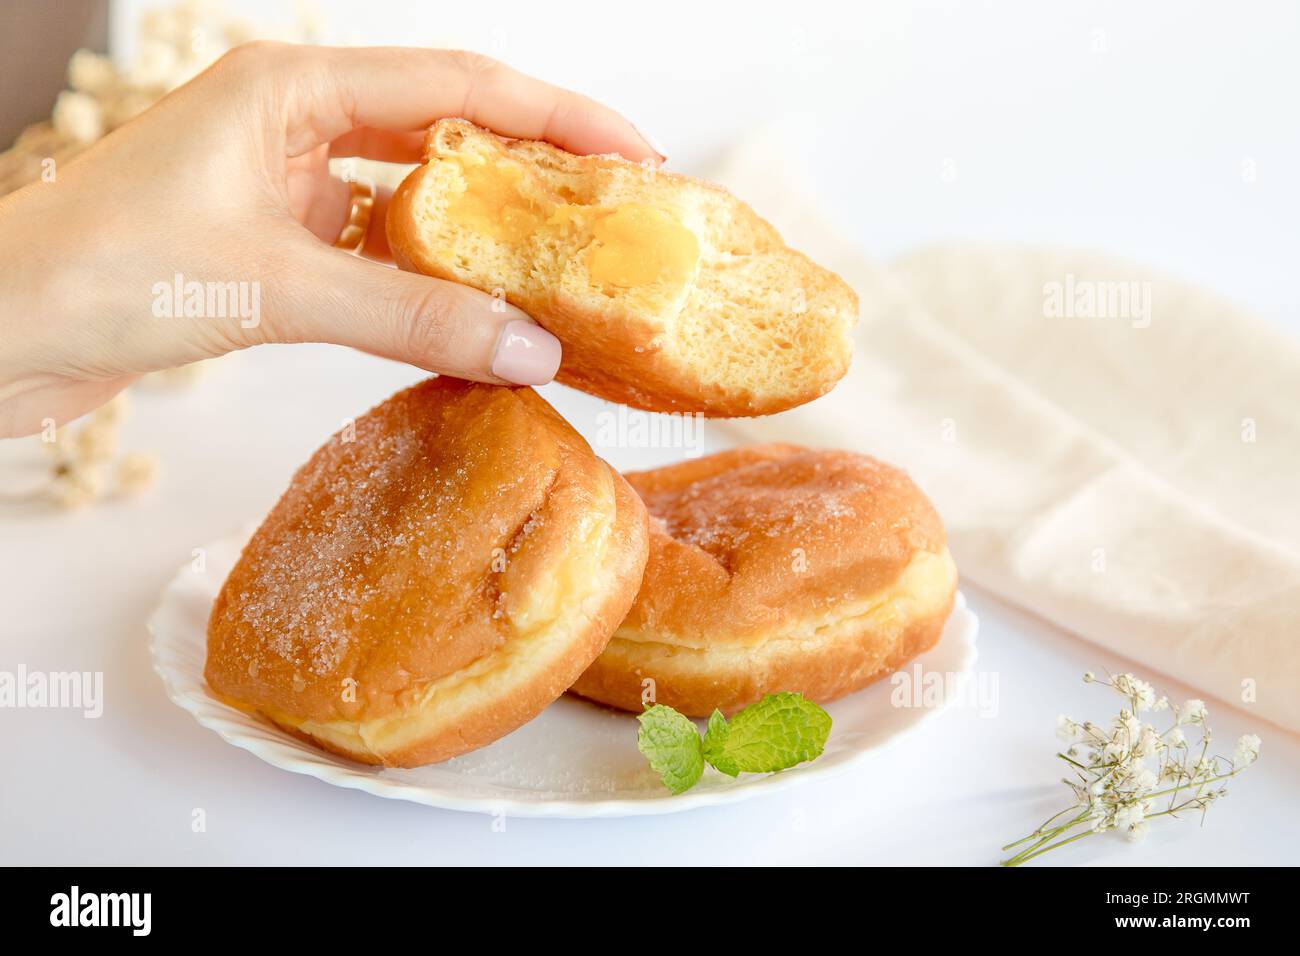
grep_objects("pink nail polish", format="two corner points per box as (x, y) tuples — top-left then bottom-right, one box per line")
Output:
(491, 320), (562, 386)
(631, 123), (667, 163)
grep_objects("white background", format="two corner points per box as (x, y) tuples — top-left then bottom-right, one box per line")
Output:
(1, 0), (1297, 865)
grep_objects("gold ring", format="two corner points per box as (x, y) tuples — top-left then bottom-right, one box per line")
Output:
(333, 177), (376, 255)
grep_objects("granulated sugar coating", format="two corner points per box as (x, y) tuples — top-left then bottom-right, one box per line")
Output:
(570, 443), (956, 717)
(638, 446), (897, 563)
(617, 443), (949, 642)
(202, 377), (649, 742)
(218, 385), (545, 688)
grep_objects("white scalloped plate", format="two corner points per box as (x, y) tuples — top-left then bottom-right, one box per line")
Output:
(150, 528), (979, 818)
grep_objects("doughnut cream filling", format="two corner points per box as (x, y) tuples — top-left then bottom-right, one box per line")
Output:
(443, 153), (701, 292)
(255, 467), (621, 762)
(609, 546), (958, 661)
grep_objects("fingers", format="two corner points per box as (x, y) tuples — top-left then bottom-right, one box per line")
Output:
(328, 127), (426, 164)
(359, 185), (395, 263)
(286, 146), (349, 241)
(259, 243), (561, 386)
(299, 175), (395, 263)
(243, 43), (663, 164)
(0, 376), (137, 440)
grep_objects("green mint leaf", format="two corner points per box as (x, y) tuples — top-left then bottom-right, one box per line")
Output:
(702, 709), (740, 777)
(637, 704), (704, 794)
(702, 693), (831, 775)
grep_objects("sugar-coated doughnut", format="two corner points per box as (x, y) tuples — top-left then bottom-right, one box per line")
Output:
(387, 120), (858, 418)
(205, 378), (649, 767)
(571, 444), (957, 716)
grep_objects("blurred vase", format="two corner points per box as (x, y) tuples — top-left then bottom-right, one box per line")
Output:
(0, 0), (108, 150)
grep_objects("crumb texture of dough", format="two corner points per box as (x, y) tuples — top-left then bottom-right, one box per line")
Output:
(387, 120), (859, 417)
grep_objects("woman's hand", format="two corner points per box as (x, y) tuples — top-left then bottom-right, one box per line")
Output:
(0, 42), (664, 438)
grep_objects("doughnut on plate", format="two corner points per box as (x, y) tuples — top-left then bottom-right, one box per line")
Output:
(151, 527), (977, 817)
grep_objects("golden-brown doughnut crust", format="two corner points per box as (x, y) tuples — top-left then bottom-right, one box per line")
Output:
(205, 378), (648, 767)
(570, 445), (957, 716)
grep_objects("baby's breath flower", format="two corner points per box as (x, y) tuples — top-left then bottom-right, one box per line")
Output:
(51, 462), (106, 509)
(95, 391), (130, 424)
(116, 452), (159, 495)
(1080, 720), (1101, 742)
(68, 49), (117, 95)
(1083, 672), (1095, 683)
(127, 39), (182, 88)
(14, 371), (165, 511)
(1114, 801), (1147, 831)
(1056, 715), (1079, 742)
(1001, 672), (1262, 866)
(1233, 734), (1261, 767)
(1114, 673), (1158, 711)
(76, 420), (117, 463)
(1133, 724), (1162, 758)
(52, 90), (104, 143)
(1131, 766), (1158, 792)
(1126, 821), (1150, 843)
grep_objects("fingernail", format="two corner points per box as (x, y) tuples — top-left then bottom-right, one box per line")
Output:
(631, 122), (667, 164)
(491, 319), (562, 386)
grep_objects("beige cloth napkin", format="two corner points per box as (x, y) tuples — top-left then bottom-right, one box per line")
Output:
(705, 133), (1300, 733)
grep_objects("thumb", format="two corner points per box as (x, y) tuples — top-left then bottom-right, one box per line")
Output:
(262, 247), (562, 386)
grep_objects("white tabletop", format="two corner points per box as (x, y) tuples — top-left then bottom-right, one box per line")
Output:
(2, 0), (1296, 866)
(1, 345), (1296, 866)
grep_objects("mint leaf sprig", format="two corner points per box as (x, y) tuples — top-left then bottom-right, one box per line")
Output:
(635, 705), (705, 795)
(637, 692), (832, 794)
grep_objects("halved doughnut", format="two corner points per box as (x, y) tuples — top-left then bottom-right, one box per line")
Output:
(205, 378), (649, 767)
(387, 120), (858, 417)
(571, 444), (957, 716)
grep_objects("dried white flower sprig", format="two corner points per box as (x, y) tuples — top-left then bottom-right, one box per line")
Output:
(1001, 671), (1260, 866)
(42, 393), (160, 509)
